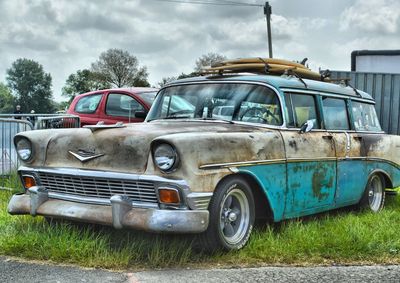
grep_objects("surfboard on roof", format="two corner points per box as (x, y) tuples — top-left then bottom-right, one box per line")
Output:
(202, 57), (328, 82)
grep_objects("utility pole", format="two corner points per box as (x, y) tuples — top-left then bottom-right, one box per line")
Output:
(264, 2), (273, 58)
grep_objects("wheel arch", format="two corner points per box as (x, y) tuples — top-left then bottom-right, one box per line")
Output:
(368, 169), (393, 189)
(215, 172), (275, 222)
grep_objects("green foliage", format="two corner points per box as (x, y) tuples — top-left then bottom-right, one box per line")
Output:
(194, 52), (227, 72)
(0, 82), (15, 114)
(91, 49), (150, 88)
(0, 189), (399, 269)
(6, 58), (55, 114)
(62, 69), (111, 103)
(157, 76), (177, 88)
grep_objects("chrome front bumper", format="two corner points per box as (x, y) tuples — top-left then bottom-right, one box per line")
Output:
(8, 186), (209, 233)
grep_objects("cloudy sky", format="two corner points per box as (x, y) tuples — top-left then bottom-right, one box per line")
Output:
(1, 0), (399, 102)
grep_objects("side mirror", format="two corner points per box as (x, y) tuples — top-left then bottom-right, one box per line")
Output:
(135, 111), (147, 119)
(299, 119), (314, 133)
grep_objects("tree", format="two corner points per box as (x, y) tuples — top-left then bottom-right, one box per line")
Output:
(62, 69), (111, 102)
(55, 101), (71, 112)
(91, 49), (150, 88)
(157, 76), (177, 88)
(194, 52), (227, 72)
(0, 82), (15, 113)
(6, 58), (55, 113)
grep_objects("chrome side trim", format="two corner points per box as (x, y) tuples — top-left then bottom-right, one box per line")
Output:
(200, 157), (399, 170)
(344, 131), (351, 158)
(200, 159), (286, 169)
(338, 157), (400, 169)
(286, 157), (337, 163)
(200, 157), (337, 169)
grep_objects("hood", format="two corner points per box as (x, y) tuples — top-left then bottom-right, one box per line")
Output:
(20, 121), (258, 174)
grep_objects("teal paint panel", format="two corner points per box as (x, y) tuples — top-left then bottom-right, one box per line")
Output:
(238, 164), (286, 222)
(285, 161), (336, 218)
(336, 160), (367, 206)
(336, 160), (400, 208)
(366, 161), (400, 188)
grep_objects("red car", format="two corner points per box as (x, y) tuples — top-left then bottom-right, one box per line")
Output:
(67, 88), (158, 126)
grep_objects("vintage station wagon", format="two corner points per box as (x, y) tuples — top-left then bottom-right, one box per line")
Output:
(8, 68), (400, 251)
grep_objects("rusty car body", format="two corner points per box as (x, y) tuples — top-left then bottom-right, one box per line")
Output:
(8, 73), (400, 251)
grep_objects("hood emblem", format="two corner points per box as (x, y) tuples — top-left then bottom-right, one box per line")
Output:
(69, 149), (104, 163)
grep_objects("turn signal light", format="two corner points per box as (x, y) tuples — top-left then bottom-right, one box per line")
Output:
(22, 176), (36, 189)
(158, 188), (180, 204)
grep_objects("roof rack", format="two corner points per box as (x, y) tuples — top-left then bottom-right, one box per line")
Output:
(202, 57), (331, 82)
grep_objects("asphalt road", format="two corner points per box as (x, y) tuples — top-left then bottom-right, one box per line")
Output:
(1, 257), (400, 283)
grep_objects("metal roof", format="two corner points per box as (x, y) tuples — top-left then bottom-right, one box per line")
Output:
(170, 74), (374, 100)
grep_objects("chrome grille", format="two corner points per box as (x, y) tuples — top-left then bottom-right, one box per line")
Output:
(38, 172), (158, 204)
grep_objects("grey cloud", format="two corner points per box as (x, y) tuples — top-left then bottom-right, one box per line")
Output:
(1, 25), (59, 52)
(1, 0), (400, 103)
(340, 0), (400, 34)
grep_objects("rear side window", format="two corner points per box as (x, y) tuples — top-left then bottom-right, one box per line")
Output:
(322, 97), (350, 130)
(74, 94), (102, 114)
(285, 93), (320, 129)
(351, 101), (382, 131)
(106, 93), (145, 117)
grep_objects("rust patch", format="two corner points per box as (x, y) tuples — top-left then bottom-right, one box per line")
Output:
(288, 140), (298, 151)
(360, 134), (383, 156)
(311, 165), (333, 200)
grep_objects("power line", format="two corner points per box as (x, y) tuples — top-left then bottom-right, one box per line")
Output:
(150, 0), (262, 7)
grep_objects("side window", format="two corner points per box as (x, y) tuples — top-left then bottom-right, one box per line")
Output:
(351, 101), (382, 131)
(106, 93), (145, 117)
(322, 97), (350, 130)
(285, 93), (320, 128)
(74, 94), (102, 114)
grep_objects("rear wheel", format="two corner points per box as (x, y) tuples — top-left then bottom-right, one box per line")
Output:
(201, 176), (255, 252)
(359, 173), (385, 212)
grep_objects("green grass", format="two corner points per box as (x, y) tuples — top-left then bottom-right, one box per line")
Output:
(0, 171), (20, 190)
(0, 188), (399, 269)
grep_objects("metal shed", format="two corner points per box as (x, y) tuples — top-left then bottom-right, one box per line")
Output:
(330, 71), (400, 135)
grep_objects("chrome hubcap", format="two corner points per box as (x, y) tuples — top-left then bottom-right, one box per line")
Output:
(219, 187), (250, 245)
(368, 175), (383, 212)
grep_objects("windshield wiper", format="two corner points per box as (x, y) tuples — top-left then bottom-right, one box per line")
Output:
(196, 117), (235, 124)
(163, 116), (192, 120)
(147, 116), (192, 122)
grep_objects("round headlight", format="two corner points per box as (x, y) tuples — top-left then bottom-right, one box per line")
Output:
(154, 143), (178, 172)
(15, 137), (32, 161)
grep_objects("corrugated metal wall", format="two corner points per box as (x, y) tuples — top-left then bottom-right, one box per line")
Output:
(330, 71), (400, 135)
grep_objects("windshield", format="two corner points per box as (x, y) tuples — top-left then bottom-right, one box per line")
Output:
(136, 91), (158, 106)
(146, 83), (283, 125)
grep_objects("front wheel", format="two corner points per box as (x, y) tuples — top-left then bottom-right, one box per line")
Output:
(200, 177), (255, 252)
(359, 173), (385, 212)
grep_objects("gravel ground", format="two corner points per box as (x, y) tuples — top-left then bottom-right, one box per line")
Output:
(1, 257), (399, 283)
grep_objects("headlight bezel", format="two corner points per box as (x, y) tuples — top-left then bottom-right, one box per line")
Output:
(152, 142), (179, 173)
(14, 136), (34, 162)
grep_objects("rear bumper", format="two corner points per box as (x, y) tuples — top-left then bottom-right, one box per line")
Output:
(8, 187), (209, 233)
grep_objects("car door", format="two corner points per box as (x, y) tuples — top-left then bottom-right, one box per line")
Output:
(319, 96), (364, 206)
(101, 92), (147, 124)
(282, 92), (337, 218)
